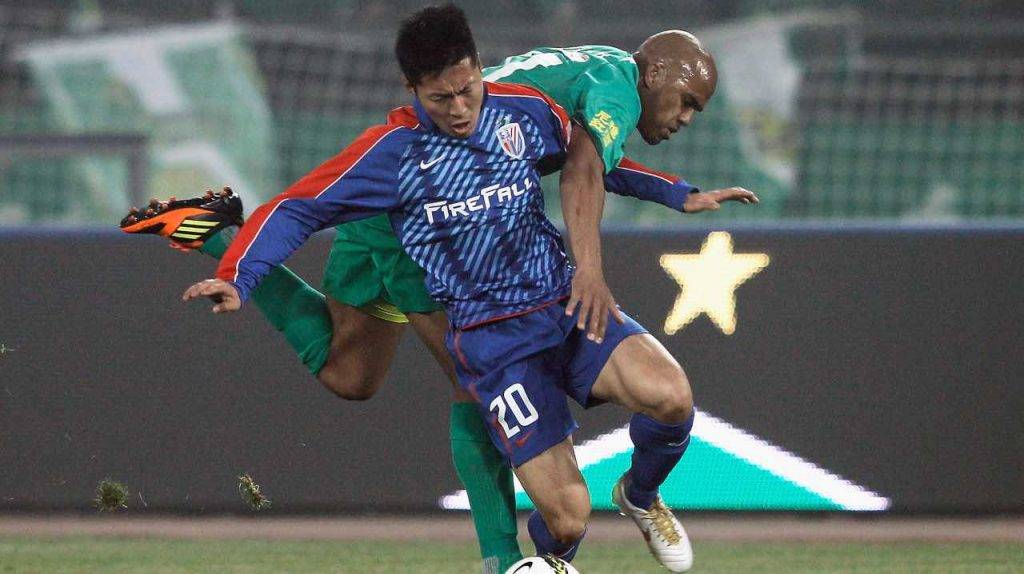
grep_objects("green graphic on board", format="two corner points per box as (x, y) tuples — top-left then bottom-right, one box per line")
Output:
(515, 437), (840, 511)
(442, 411), (889, 512)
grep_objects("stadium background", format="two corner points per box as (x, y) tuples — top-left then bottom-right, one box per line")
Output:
(1, 1), (1023, 572)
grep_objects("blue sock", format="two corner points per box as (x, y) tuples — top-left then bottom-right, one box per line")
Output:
(626, 410), (695, 510)
(527, 511), (585, 562)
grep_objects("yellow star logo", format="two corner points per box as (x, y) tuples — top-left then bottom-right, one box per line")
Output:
(660, 231), (769, 335)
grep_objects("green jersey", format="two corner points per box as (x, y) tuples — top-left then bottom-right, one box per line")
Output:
(483, 45), (640, 173)
(322, 47), (651, 322)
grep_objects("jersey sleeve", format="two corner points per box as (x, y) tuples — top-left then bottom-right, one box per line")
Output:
(604, 157), (699, 212)
(522, 86), (571, 160)
(577, 69), (641, 173)
(217, 124), (406, 302)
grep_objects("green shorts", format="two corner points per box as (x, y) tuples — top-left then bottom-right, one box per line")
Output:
(322, 214), (442, 323)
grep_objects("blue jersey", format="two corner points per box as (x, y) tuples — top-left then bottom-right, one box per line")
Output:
(219, 82), (692, 328)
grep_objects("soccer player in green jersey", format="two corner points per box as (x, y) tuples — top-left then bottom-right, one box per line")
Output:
(122, 13), (754, 572)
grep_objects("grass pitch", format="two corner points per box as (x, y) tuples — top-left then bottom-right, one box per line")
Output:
(1, 537), (1022, 573)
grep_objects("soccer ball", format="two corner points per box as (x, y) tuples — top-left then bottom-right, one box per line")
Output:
(504, 555), (580, 574)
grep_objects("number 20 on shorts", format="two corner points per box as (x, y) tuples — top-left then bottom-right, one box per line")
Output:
(489, 383), (539, 437)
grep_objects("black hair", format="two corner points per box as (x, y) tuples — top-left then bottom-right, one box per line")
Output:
(395, 4), (479, 86)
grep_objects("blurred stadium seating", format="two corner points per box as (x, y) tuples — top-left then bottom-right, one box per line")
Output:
(1, 1), (1021, 224)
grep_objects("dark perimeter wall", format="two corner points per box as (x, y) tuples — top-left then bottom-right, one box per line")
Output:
(1, 227), (1022, 512)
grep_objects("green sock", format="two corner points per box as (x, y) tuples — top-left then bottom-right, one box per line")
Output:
(200, 229), (332, 375)
(450, 402), (522, 572)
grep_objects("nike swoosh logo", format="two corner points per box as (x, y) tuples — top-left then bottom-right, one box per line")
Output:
(420, 156), (443, 169)
(514, 429), (536, 447)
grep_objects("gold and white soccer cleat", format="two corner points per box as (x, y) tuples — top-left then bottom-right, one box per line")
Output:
(612, 473), (693, 572)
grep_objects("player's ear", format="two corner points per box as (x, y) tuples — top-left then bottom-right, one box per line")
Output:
(645, 59), (667, 89)
(404, 77), (415, 94)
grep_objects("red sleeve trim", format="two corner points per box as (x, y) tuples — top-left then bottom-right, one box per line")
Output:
(386, 106), (420, 129)
(484, 81), (572, 146)
(218, 123), (403, 284)
(617, 157), (680, 185)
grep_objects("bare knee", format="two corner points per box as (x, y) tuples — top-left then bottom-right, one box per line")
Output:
(317, 364), (381, 401)
(544, 491), (591, 544)
(319, 299), (402, 401)
(650, 369), (694, 424)
(333, 381), (377, 401)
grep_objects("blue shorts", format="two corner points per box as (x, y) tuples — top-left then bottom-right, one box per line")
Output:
(447, 299), (647, 467)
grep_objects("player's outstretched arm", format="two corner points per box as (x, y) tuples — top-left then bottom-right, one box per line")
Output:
(605, 157), (759, 213)
(182, 278), (241, 314)
(682, 186), (758, 213)
(560, 122), (625, 344)
(212, 124), (405, 309)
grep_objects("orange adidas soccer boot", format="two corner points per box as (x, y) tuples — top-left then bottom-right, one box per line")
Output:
(119, 187), (243, 249)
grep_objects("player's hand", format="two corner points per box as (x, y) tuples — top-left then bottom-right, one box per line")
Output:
(683, 187), (759, 213)
(566, 266), (625, 344)
(182, 278), (241, 314)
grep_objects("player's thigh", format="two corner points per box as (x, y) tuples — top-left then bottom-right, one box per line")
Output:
(321, 297), (406, 399)
(406, 310), (464, 397)
(514, 436), (590, 535)
(589, 333), (692, 422)
(374, 228), (444, 317)
(322, 222), (388, 309)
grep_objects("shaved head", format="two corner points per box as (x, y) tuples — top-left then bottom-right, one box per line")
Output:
(633, 30), (718, 144)
(635, 30), (716, 84)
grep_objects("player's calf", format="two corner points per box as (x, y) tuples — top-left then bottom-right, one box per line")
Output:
(534, 495), (590, 545)
(318, 370), (380, 400)
(527, 509), (588, 562)
(315, 298), (405, 401)
(316, 340), (392, 400)
(526, 494), (590, 562)
(586, 334), (696, 570)
(514, 439), (591, 559)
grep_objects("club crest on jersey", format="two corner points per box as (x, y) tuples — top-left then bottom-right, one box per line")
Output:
(496, 122), (526, 159)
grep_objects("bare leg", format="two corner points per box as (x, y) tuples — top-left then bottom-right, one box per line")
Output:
(591, 333), (694, 572)
(315, 297), (406, 400)
(514, 436), (591, 548)
(590, 333), (692, 423)
(408, 310), (523, 570)
(406, 311), (472, 401)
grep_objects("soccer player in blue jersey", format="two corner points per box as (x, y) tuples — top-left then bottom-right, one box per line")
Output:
(122, 28), (750, 574)
(178, 6), (742, 571)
